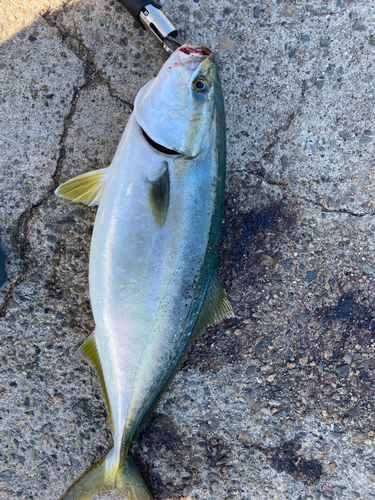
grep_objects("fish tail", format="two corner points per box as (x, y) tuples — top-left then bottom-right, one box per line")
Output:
(115, 454), (153, 499)
(60, 449), (152, 500)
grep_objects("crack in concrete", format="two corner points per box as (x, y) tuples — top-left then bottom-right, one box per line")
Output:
(300, 195), (375, 218)
(245, 167), (287, 189)
(258, 111), (296, 166)
(42, 10), (134, 110)
(259, 77), (316, 168)
(1, 37), (98, 319)
(1, 8), (138, 318)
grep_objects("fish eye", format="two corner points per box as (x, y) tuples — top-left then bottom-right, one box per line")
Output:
(193, 78), (208, 92)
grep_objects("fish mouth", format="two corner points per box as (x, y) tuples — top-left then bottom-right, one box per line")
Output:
(141, 127), (180, 156)
(178, 45), (214, 71)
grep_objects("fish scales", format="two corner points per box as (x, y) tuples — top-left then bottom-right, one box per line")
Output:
(55, 44), (232, 500)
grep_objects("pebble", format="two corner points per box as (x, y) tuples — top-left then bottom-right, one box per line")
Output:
(283, 5), (294, 16)
(57, 218), (76, 228)
(268, 398), (280, 406)
(0, 470), (12, 481)
(53, 394), (64, 403)
(238, 431), (251, 442)
(337, 364), (350, 377)
(183, 485), (192, 496)
(0, 246), (7, 288)
(300, 312), (310, 323)
(315, 79), (325, 90)
(320, 38), (331, 48)
(363, 264), (375, 275)
(352, 433), (366, 443)
(342, 354), (352, 364)
(353, 19), (365, 31)
(338, 131), (355, 141)
(244, 389), (255, 406)
(326, 462), (336, 473)
(207, 472), (220, 482)
(246, 366), (258, 377)
(254, 336), (271, 351)
(281, 155), (290, 168)
(260, 254), (273, 265)
(306, 270), (318, 283)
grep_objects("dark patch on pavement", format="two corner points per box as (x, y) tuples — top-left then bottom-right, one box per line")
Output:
(185, 197), (297, 373)
(220, 200), (297, 276)
(316, 292), (375, 351)
(323, 294), (355, 320)
(136, 413), (229, 498)
(135, 412), (198, 499)
(256, 440), (323, 485)
(140, 413), (184, 456)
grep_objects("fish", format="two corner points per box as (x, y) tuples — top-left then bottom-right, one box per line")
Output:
(55, 44), (233, 500)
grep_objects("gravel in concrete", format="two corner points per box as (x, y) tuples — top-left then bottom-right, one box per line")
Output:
(1, 0), (375, 499)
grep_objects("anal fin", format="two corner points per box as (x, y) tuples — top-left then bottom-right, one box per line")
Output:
(191, 272), (234, 342)
(76, 332), (113, 432)
(55, 167), (108, 206)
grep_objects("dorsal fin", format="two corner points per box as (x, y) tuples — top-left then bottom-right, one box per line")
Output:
(147, 162), (169, 227)
(55, 167), (108, 206)
(76, 332), (114, 432)
(191, 273), (234, 342)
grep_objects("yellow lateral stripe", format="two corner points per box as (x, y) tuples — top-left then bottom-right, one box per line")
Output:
(80, 334), (114, 433)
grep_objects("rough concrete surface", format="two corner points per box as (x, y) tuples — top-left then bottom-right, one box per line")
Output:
(1, 0), (375, 498)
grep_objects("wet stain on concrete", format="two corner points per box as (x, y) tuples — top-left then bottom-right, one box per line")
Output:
(135, 413), (196, 499)
(185, 198), (297, 373)
(323, 294), (355, 320)
(316, 291), (375, 350)
(256, 440), (323, 485)
(220, 200), (297, 276)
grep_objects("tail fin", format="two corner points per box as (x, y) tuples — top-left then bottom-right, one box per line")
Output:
(61, 451), (152, 500)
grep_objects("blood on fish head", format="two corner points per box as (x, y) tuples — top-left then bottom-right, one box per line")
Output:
(179, 45), (213, 58)
(178, 45), (214, 71)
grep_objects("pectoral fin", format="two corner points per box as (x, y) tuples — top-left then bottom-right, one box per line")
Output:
(55, 167), (108, 206)
(75, 332), (113, 433)
(147, 162), (169, 227)
(192, 273), (234, 341)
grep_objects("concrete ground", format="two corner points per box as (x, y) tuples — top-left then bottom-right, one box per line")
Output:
(1, 0), (375, 498)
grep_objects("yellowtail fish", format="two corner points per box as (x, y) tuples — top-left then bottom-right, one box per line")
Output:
(55, 44), (233, 500)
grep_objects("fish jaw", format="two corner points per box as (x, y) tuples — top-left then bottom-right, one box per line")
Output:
(134, 44), (220, 158)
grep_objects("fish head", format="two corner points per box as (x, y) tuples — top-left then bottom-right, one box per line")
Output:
(134, 44), (222, 157)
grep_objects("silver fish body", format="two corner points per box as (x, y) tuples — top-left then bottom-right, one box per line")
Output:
(56, 45), (232, 500)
